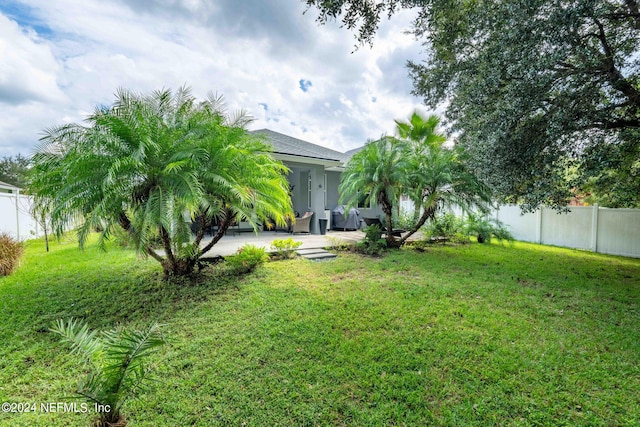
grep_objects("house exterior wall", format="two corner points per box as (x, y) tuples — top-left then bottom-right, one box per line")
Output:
(325, 171), (341, 210)
(282, 161), (332, 234)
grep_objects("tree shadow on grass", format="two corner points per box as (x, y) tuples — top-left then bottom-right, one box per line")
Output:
(0, 244), (247, 344)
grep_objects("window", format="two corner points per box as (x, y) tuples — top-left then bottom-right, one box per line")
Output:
(357, 190), (370, 209)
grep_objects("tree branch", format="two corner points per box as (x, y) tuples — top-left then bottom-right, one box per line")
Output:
(118, 211), (166, 264)
(593, 18), (640, 110)
(159, 226), (176, 268)
(200, 208), (234, 255)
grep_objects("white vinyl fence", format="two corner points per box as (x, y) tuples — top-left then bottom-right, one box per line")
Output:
(0, 192), (43, 241)
(494, 204), (640, 258)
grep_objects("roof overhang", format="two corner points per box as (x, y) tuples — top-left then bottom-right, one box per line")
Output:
(271, 152), (343, 168)
(325, 166), (345, 172)
(0, 181), (20, 192)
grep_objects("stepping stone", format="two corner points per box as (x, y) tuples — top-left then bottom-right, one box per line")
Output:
(296, 248), (337, 261)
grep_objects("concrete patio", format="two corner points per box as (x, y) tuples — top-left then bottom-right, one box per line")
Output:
(200, 230), (365, 257)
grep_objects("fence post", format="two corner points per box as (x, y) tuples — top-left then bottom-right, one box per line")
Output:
(536, 207), (542, 244)
(15, 189), (20, 241)
(591, 203), (599, 253)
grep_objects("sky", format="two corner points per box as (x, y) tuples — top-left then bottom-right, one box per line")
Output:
(0, 0), (428, 157)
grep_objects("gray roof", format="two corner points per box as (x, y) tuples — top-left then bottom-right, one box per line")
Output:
(251, 129), (345, 162)
(340, 146), (364, 163)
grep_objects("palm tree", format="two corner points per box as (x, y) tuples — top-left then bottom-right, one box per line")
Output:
(394, 111), (447, 221)
(398, 141), (492, 245)
(339, 136), (409, 247)
(30, 87), (292, 276)
(51, 319), (166, 427)
(395, 111), (446, 151)
(340, 112), (491, 248)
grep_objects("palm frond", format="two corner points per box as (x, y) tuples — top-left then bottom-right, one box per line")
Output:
(50, 318), (103, 362)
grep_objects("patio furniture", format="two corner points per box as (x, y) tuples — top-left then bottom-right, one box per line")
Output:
(292, 211), (313, 234)
(362, 217), (405, 237)
(264, 211), (299, 233)
(331, 205), (361, 230)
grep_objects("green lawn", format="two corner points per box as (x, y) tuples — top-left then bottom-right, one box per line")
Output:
(1, 236), (639, 426)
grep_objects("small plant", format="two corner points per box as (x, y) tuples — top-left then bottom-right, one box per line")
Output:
(325, 235), (351, 251)
(225, 244), (268, 274)
(0, 232), (23, 276)
(464, 214), (514, 244)
(50, 319), (166, 427)
(270, 238), (303, 259)
(355, 225), (387, 256)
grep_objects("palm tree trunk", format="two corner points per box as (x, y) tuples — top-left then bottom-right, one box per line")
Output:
(400, 204), (436, 245)
(380, 195), (401, 248)
(200, 209), (235, 255)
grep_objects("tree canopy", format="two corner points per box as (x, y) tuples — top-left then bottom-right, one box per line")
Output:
(30, 87), (292, 276)
(0, 154), (31, 188)
(305, 0), (640, 209)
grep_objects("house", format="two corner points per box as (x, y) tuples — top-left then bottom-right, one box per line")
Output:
(251, 129), (381, 233)
(0, 180), (20, 194)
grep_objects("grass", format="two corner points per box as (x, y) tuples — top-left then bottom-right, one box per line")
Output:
(0, 236), (638, 426)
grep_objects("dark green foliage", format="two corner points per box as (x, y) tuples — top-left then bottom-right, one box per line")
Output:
(50, 319), (166, 427)
(0, 154), (31, 189)
(306, 0), (640, 210)
(270, 238), (303, 259)
(580, 133), (640, 208)
(425, 213), (462, 239)
(0, 232), (23, 276)
(355, 224), (387, 256)
(225, 244), (268, 274)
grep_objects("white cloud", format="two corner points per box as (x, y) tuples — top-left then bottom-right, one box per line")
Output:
(0, 0), (428, 157)
(0, 13), (64, 105)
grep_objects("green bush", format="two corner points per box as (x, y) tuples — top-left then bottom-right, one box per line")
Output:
(464, 214), (514, 244)
(0, 232), (23, 276)
(225, 244), (268, 274)
(355, 225), (387, 256)
(50, 319), (166, 427)
(426, 213), (463, 238)
(270, 238), (303, 259)
(392, 209), (418, 230)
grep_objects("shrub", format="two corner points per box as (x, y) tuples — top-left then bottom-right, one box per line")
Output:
(392, 209), (418, 230)
(0, 232), (23, 276)
(355, 225), (387, 256)
(464, 214), (514, 244)
(50, 319), (166, 427)
(225, 244), (267, 274)
(270, 238), (303, 259)
(426, 213), (461, 238)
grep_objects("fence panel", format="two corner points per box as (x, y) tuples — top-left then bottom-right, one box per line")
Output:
(495, 204), (639, 258)
(596, 208), (640, 258)
(540, 206), (593, 251)
(495, 205), (539, 242)
(0, 193), (41, 241)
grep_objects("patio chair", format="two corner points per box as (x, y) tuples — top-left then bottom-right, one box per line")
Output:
(292, 211), (313, 234)
(362, 217), (405, 237)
